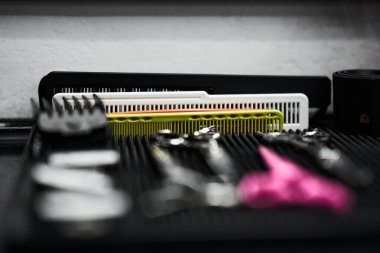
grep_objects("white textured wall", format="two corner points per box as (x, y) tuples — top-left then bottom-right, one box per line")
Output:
(0, 1), (380, 117)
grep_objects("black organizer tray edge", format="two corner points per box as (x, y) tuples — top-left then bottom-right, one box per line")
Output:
(39, 71), (331, 109)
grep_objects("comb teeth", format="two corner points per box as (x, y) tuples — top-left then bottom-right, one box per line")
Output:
(52, 98), (63, 115)
(72, 96), (83, 113)
(82, 95), (92, 112)
(41, 98), (53, 115)
(93, 94), (105, 112)
(37, 94), (108, 136)
(109, 110), (283, 137)
(62, 97), (73, 114)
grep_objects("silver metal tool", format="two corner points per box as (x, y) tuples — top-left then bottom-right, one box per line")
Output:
(32, 163), (114, 195)
(142, 129), (238, 217)
(257, 129), (373, 187)
(48, 149), (120, 168)
(190, 126), (237, 183)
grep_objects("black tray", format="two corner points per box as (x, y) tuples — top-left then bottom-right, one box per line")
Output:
(6, 126), (380, 252)
(6, 72), (380, 252)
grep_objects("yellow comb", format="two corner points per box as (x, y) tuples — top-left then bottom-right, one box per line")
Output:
(107, 109), (283, 137)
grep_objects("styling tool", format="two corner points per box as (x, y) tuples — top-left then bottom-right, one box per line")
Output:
(141, 129), (238, 217)
(53, 91), (308, 130)
(238, 145), (354, 213)
(39, 95), (107, 136)
(108, 109), (283, 137)
(188, 126), (237, 183)
(256, 129), (373, 187)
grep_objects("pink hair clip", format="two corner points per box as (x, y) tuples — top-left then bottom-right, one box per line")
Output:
(238, 146), (354, 213)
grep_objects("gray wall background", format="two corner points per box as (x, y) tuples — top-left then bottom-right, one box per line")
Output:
(0, 0), (379, 117)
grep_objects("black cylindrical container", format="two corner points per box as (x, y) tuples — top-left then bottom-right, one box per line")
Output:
(333, 69), (380, 136)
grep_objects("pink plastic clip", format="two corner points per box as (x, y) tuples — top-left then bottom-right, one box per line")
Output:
(238, 146), (354, 213)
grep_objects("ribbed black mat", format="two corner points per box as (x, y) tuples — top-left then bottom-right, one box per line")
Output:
(109, 129), (380, 243)
(7, 129), (380, 250)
